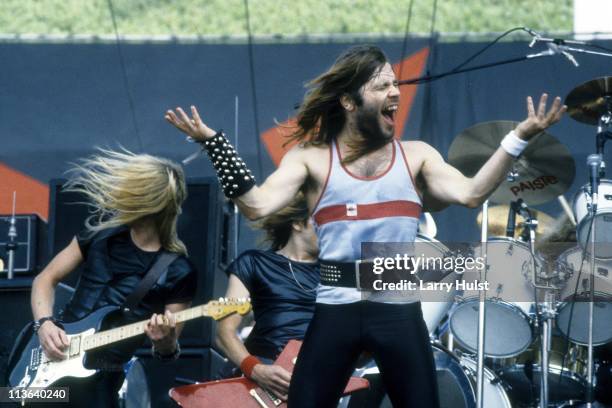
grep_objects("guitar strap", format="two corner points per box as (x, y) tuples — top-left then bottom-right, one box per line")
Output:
(122, 251), (179, 313)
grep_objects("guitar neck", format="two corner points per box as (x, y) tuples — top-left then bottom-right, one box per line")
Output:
(81, 304), (210, 352)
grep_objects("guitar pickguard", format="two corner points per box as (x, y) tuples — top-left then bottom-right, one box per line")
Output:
(16, 329), (97, 389)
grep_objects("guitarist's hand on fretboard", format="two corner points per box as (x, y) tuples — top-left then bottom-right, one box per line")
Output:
(144, 310), (178, 353)
(38, 321), (69, 361)
(251, 363), (292, 402)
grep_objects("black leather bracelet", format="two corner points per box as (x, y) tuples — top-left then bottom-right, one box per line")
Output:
(203, 131), (256, 198)
(32, 316), (57, 333)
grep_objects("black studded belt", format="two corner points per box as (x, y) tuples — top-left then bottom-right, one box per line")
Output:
(319, 260), (372, 289)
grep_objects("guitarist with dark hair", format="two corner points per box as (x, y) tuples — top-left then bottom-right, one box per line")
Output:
(215, 193), (319, 402)
(23, 150), (198, 407)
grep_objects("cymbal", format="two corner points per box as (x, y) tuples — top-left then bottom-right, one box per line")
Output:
(476, 205), (555, 239)
(565, 76), (612, 125)
(448, 121), (575, 205)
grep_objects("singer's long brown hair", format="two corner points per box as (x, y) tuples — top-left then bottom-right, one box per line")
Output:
(287, 45), (388, 151)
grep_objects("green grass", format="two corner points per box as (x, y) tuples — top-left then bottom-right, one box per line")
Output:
(0, 0), (573, 37)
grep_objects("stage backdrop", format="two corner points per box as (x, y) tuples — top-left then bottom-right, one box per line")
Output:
(0, 37), (610, 252)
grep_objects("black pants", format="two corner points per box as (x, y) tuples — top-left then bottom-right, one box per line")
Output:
(288, 301), (439, 408)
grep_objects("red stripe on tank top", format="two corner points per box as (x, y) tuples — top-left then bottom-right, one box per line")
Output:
(313, 200), (421, 226)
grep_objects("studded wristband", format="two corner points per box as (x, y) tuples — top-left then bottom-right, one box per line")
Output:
(204, 131), (256, 198)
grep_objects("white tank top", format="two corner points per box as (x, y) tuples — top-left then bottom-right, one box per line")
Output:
(312, 139), (422, 304)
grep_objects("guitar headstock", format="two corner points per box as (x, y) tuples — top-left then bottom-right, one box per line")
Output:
(206, 298), (252, 320)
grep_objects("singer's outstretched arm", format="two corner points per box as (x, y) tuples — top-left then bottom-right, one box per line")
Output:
(166, 106), (309, 220)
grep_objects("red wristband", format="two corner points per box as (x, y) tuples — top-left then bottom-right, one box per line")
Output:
(240, 355), (262, 378)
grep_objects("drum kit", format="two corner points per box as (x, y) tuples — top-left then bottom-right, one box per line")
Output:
(342, 77), (612, 408)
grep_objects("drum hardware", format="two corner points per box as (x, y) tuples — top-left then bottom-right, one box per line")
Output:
(497, 335), (589, 406)
(514, 201), (559, 408)
(585, 197), (598, 408)
(558, 195), (578, 227)
(475, 199), (489, 408)
(564, 76), (612, 408)
(477, 205), (556, 243)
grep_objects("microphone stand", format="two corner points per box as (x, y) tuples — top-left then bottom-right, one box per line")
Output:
(397, 34), (612, 87)
(476, 199), (489, 408)
(579, 111), (610, 408)
(586, 185), (597, 408)
(5, 192), (18, 280)
(397, 49), (557, 86)
(595, 96), (612, 158)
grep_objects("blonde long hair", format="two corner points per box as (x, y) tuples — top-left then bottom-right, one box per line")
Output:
(64, 148), (188, 255)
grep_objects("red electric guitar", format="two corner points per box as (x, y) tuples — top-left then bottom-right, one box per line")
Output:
(170, 339), (369, 407)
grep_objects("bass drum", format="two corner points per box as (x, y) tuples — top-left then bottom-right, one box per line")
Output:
(338, 343), (511, 408)
(415, 234), (456, 335)
(497, 335), (587, 406)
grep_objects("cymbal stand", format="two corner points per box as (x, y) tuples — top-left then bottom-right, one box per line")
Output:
(476, 200), (489, 408)
(580, 109), (610, 408)
(522, 207), (558, 408)
(595, 96), (612, 157)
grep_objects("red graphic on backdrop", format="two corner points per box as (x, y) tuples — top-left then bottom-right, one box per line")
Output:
(262, 47), (430, 166)
(0, 162), (49, 220)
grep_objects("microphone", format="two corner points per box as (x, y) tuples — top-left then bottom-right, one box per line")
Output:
(546, 43), (579, 67)
(587, 154), (603, 211)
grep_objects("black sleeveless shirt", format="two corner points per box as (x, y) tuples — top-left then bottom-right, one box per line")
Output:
(60, 226), (196, 367)
(228, 250), (319, 359)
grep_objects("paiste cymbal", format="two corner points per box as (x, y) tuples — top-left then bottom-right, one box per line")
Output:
(476, 205), (556, 239)
(448, 121), (575, 205)
(565, 76), (612, 125)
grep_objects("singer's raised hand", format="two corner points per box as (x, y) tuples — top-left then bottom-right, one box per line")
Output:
(165, 105), (217, 142)
(514, 93), (567, 141)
